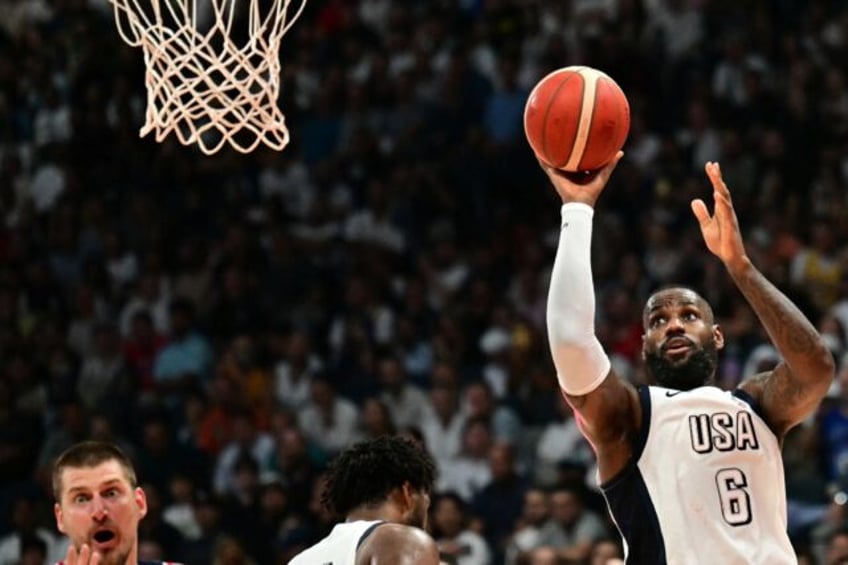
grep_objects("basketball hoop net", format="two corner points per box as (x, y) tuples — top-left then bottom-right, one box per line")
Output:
(108, 0), (306, 155)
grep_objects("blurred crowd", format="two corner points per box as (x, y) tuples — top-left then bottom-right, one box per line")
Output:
(3, 0), (848, 563)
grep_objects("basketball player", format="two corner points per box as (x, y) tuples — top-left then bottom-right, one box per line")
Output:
(544, 152), (835, 563)
(52, 441), (178, 565)
(288, 435), (442, 565)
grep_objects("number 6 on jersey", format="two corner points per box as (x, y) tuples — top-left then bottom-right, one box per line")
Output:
(715, 467), (752, 526)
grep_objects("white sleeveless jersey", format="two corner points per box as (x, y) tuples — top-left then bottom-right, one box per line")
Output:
(601, 385), (796, 564)
(288, 520), (384, 565)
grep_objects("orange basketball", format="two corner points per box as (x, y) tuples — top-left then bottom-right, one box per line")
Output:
(524, 66), (630, 172)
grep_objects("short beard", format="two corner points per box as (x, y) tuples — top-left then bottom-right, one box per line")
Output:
(71, 544), (129, 565)
(645, 341), (719, 391)
(98, 547), (130, 565)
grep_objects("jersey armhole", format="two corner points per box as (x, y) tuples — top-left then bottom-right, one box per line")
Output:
(731, 387), (783, 443)
(600, 384), (652, 490)
(356, 521), (386, 550)
(731, 388), (765, 421)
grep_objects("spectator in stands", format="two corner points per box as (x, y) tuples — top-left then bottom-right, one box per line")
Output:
(531, 486), (609, 564)
(135, 482), (184, 559)
(420, 382), (467, 467)
(267, 427), (322, 516)
(378, 353), (428, 430)
(212, 409), (275, 497)
(437, 417), (494, 501)
(297, 376), (360, 456)
(431, 492), (492, 565)
(0, 497), (65, 563)
(504, 487), (550, 565)
(272, 329), (324, 412)
(471, 443), (528, 559)
(357, 396), (397, 440)
(461, 380), (521, 446)
(152, 298), (214, 409)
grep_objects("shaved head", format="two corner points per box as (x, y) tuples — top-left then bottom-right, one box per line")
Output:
(643, 287), (715, 329)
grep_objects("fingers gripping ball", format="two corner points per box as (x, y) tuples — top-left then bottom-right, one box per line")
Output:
(524, 66), (630, 173)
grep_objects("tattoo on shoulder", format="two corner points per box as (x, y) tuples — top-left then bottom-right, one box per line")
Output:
(748, 367), (806, 422)
(771, 367), (806, 404)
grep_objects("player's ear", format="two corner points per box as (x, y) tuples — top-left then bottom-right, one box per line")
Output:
(135, 486), (148, 519)
(713, 324), (725, 350)
(399, 481), (415, 512)
(54, 502), (66, 534)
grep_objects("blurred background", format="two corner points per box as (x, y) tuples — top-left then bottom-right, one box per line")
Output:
(2, 0), (848, 564)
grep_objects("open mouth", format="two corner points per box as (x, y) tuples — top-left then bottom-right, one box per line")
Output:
(91, 529), (118, 549)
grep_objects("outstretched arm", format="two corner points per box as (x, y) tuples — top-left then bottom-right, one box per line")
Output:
(543, 153), (641, 483)
(693, 162), (835, 436)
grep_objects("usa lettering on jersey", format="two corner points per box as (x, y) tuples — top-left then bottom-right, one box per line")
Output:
(688, 411), (760, 453)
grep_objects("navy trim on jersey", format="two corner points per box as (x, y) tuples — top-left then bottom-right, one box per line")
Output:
(356, 521), (385, 550)
(599, 385), (652, 490)
(731, 388), (763, 420)
(600, 385), (667, 564)
(732, 387), (784, 445)
(633, 386), (652, 460)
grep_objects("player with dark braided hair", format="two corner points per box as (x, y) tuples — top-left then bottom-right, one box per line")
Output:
(289, 435), (442, 565)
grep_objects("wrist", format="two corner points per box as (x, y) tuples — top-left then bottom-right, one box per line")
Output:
(561, 196), (598, 207)
(561, 202), (595, 215)
(560, 202), (595, 228)
(725, 255), (754, 279)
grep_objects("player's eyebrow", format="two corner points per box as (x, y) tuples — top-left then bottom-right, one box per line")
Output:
(648, 297), (698, 311)
(644, 298), (701, 322)
(67, 478), (123, 494)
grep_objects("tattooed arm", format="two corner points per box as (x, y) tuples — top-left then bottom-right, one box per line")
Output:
(729, 261), (834, 436)
(693, 163), (835, 437)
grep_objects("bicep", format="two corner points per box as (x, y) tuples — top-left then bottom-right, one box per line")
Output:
(375, 547), (440, 565)
(744, 364), (830, 436)
(359, 526), (441, 565)
(564, 367), (640, 451)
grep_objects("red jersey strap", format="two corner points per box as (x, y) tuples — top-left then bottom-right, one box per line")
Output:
(56, 561), (182, 565)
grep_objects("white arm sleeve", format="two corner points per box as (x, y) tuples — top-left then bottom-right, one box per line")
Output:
(546, 202), (611, 396)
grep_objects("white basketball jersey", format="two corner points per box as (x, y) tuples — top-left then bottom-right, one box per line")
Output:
(288, 520), (383, 565)
(601, 385), (796, 564)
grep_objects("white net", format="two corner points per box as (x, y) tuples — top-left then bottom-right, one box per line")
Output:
(108, 0), (306, 155)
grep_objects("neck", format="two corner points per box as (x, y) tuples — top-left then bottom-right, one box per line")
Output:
(347, 502), (403, 524)
(126, 542), (138, 565)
